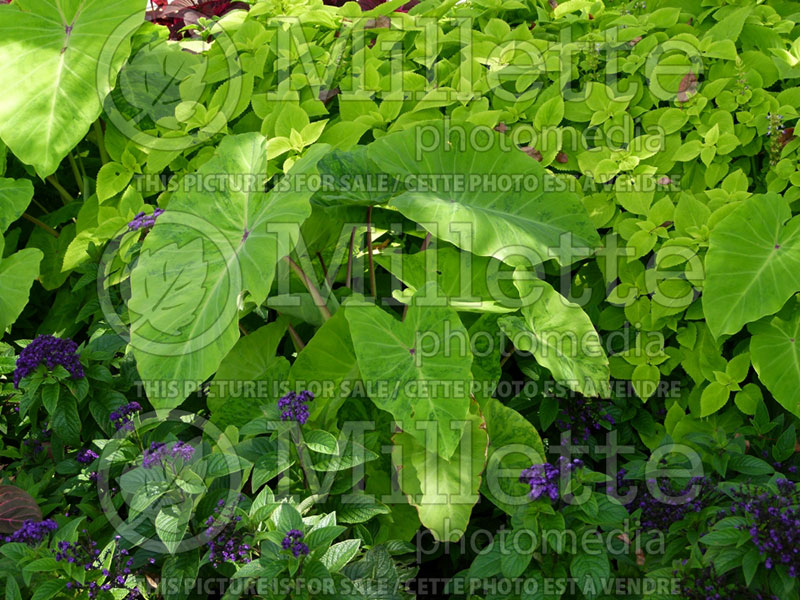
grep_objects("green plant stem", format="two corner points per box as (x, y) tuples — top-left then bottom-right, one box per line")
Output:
(346, 226), (356, 288)
(67, 153), (83, 195)
(93, 120), (109, 164)
(22, 213), (59, 238)
(287, 323), (305, 351)
(46, 175), (73, 205)
(367, 206), (376, 297)
(285, 256), (332, 321)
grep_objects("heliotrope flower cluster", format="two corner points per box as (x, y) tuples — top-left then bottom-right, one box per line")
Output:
(56, 534), (146, 599)
(278, 390), (314, 425)
(76, 448), (99, 464)
(3, 519), (58, 545)
(142, 440), (195, 469)
(554, 397), (615, 442)
(109, 402), (141, 431)
(22, 424), (50, 458)
(728, 479), (800, 576)
(618, 472), (714, 531)
(281, 529), (309, 558)
(127, 208), (164, 232)
(12, 335), (84, 388)
(674, 565), (778, 600)
(204, 498), (251, 568)
(519, 457), (583, 501)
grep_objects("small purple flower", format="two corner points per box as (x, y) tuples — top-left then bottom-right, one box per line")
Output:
(13, 335), (84, 388)
(520, 456), (583, 501)
(110, 402), (141, 431)
(128, 208), (164, 232)
(76, 449), (99, 464)
(281, 529), (309, 558)
(278, 390), (314, 425)
(171, 441), (195, 462)
(142, 442), (167, 469)
(3, 519), (58, 545)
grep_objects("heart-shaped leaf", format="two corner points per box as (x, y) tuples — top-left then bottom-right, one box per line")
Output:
(130, 133), (328, 408)
(0, 0), (146, 176)
(704, 194), (800, 338)
(370, 121), (600, 267)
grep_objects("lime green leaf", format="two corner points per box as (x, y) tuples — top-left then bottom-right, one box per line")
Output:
(0, 0), (146, 176)
(0, 178), (33, 233)
(751, 314), (800, 418)
(0, 249), (43, 332)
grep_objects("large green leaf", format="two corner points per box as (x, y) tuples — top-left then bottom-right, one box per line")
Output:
(369, 121), (600, 267)
(0, 178), (33, 233)
(479, 396), (546, 515)
(289, 307), (360, 427)
(704, 194), (800, 338)
(345, 284), (474, 459)
(751, 314), (800, 418)
(130, 134), (327, 409)
(0, 248), (43, 332)
(507, 273), (610, 397)
(392, 401), (488, 542)
(0, 0), (146, 176)
(208, 321), (289, 429)
(373, 244), (519, 313)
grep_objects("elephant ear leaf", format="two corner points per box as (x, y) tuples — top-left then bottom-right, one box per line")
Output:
(0, 0), (146, 176)
(369, 121), (600, 267)
(703, 194), (800, 338)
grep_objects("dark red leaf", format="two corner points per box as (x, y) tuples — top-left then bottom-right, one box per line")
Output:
(0, 485), (42, 534)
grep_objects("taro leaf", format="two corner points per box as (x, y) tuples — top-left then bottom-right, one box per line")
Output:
(369, 121), (600, 267)
(289, 307), (359, 427)
(479, 396), (546, 515)
(0, 249), (43, 332)
(345, 284), (473, 459)
(0, 178), (33, 233)
(373, 245), (519, 313)
(704, 194), (800, 338)
(208, 320), (288, 429)
(508, 272), (611, 398)
(312, 146), (395, 207)
(0, 486), (42, 534)
(751, 314), (800, 418)
(130, 134), (328, 409)
(0, 0), (147, 177)
(392, 400), (488, 542)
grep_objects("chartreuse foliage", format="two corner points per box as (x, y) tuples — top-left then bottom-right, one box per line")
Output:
(3, 0), (800, 599)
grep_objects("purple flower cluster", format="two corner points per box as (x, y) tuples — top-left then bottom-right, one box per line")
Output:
(554, 397), (615, 442)
(128, 208), (164, 232)
(109, 402), (141, 431)
(142, 440), (195, 469)
(729, 479), (800, 576)
(76, 448), (99, 464)
(56, 535), (142, 599)
(519, 457), (583, 501)
(674, 565), (778, 600)
(142, 442), (167, 469)
(12, 335), (84, 388)
(3, 519), (58, 545)
(204, 499), (251, 568)
(281, 529), (309, 558)
(278, 390), (313, 425)
(621, 473), (714, 531)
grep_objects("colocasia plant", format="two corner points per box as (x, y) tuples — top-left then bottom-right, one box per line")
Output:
(1, 0), (800, 598)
